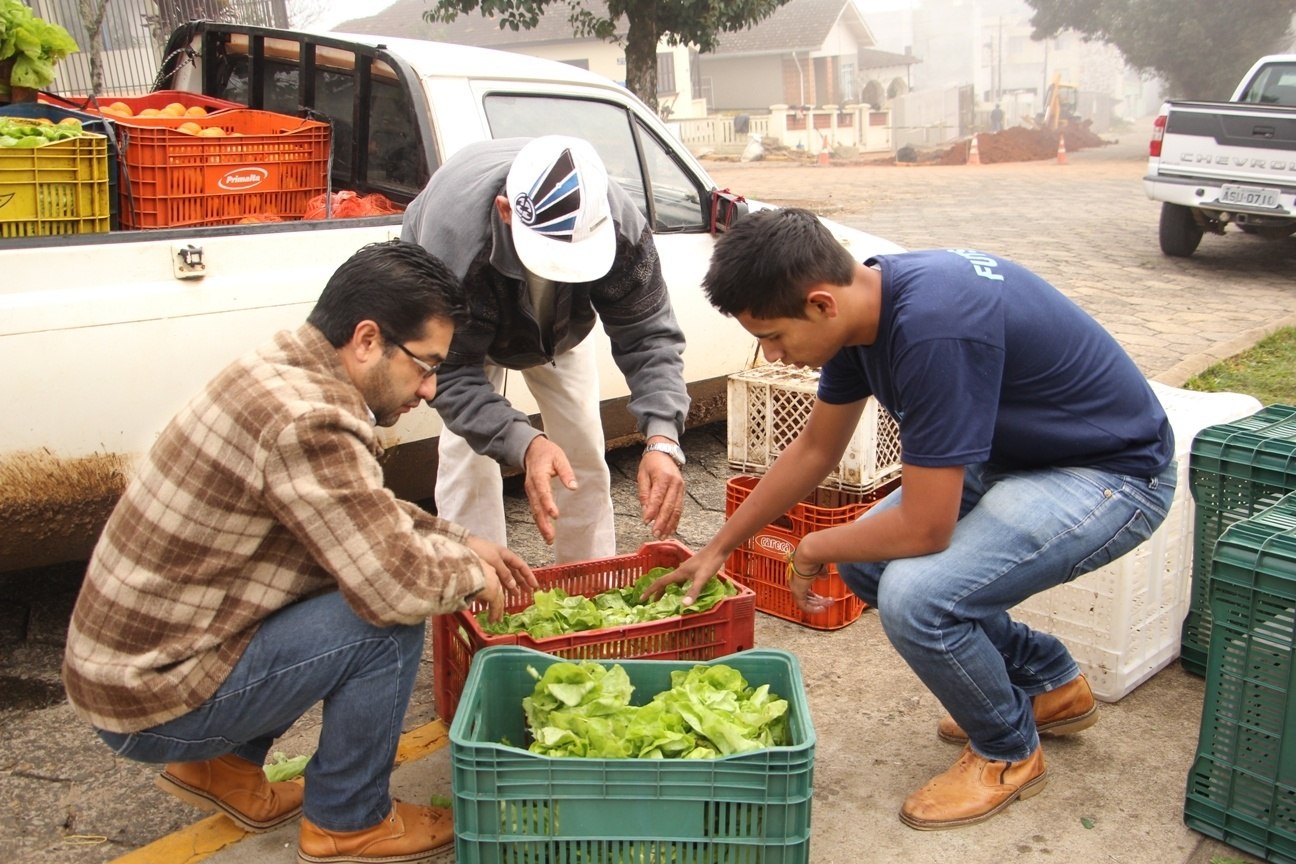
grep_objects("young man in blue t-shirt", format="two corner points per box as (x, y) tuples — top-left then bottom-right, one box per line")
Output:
(653, 208), (1176, 830)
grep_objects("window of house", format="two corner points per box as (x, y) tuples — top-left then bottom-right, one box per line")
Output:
(657, 53), (676, 95)
(483, 94), (707, 232)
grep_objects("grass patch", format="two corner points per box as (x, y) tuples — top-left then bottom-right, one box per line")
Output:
(1184, 327), (1296, 406)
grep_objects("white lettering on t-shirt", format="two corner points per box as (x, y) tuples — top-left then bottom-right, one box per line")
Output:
(949, 249), (1005, 282)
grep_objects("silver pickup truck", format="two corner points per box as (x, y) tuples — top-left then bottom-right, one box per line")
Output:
(1144, 54), (1296, 257)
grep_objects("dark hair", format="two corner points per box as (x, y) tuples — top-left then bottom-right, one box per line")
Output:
(703, 208), (856, 319)
(307, 239), (468, 347)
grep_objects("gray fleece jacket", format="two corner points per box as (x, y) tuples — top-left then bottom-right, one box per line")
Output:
(401, 138), (689, 468)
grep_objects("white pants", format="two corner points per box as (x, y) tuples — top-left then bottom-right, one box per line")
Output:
(434, 336), (616, 563)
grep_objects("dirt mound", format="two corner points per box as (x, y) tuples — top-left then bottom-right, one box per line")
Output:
(938, 121), (1109, 165)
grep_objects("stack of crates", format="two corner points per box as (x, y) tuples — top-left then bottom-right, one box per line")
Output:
(1184, 490), (1296, 862)
(450, 645), (816, 863)
(1183, 404), (1296, 676)
(1009, 383), (1261, 702)
(725, 362), (902, 630)
(432, 541), (756, 721)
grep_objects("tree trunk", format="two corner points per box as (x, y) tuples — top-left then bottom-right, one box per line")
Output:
(78, 0), (110, 97)
(623, 3), (658, 111)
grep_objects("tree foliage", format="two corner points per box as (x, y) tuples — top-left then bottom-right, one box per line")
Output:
(1024, 0), (1296, 100)
(423, 0), (790, 111)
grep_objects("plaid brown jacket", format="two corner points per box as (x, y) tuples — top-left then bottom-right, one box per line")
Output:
(62, 324), (484, 733)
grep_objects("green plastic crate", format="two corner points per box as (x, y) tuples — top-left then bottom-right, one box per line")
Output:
(1184, 405), (1296, 676)
(449, 645), (815, 864)
(1184, 491), (1296, 863)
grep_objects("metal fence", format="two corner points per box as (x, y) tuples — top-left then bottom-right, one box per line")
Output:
(32, 0), (288, 97)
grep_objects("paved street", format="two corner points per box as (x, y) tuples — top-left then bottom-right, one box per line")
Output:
(2, 135), (1293, 864)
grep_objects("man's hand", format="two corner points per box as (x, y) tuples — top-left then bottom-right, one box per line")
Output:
(786, 568), (834, 615)
(522, 436), (577, 545)
(465, 535), (537, 622)
(786, 536), (834, 615)
(638, 446), (685, 540)
(641, 548), (725, 606)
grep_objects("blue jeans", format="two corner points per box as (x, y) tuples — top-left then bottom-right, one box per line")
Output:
(95, 591), (424, 832)
(838, 461), (1176, 763)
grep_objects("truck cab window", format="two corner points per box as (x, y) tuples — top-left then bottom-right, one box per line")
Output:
(207, 38), (427, 198)
(484, 94), (707, 232)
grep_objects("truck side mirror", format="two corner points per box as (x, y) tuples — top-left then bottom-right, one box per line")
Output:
(709, 188), (748, 234)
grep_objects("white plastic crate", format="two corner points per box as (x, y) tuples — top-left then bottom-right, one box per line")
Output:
(727, 362), (901, 493)
(1011, 383), (1262, 702)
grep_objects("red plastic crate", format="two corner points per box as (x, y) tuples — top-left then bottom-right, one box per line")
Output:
(432, 540), (756, 721)
(42, 90), (242, 117)
(723, 474), (897, 630)
(725, 473), (898, 536)
(112, 109), (330, 228)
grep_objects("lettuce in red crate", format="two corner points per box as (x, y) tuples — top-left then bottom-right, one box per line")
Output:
(478, 570), (734, 638)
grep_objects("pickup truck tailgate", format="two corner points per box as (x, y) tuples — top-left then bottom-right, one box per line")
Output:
(1157, 101), (1296, 186)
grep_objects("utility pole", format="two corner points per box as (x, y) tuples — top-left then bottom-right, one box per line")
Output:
(996, 16), (1003, 103)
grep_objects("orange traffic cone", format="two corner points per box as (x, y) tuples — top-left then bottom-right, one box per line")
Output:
(1056, 133), (1068, 165)
(966, 134), (981, 166)
(818, 135), (830, 166)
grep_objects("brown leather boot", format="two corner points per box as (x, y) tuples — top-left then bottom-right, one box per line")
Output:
(900, 744), (1047, 830)
(155, 753), (304, 832)
(936, 673), (1097, 743)
(297, 800), (454, 864)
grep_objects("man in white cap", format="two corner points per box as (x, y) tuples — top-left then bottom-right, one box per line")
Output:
(402, 136), (690, 562)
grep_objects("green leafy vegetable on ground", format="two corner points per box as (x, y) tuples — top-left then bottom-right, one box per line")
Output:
(478, 567), (735, 638)
(263, 751), (309, 782)
(521, 660), (789, 759)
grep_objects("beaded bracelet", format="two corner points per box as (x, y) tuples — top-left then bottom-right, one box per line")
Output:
(785, 547), (825, 584)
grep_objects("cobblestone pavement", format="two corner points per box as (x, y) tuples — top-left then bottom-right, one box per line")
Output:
(2, 136), (1292, 864)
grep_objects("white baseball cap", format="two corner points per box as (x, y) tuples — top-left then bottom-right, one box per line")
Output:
(505, 135), (616, 283)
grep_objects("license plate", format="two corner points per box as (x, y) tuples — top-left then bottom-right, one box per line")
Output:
(1219, 184), (1281, 208)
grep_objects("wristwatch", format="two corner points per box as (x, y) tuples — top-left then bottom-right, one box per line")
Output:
(645, 440), (686, 467)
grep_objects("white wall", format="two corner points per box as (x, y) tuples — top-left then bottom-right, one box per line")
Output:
(702, 55), (785, 112)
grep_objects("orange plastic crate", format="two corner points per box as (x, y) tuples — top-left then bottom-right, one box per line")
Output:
(432, 540), (756, 722)
(724, 527), (866, 630)
(113, 109), (330, 228)
(723, 474), (897, 630)
(725, 473), (898, 536)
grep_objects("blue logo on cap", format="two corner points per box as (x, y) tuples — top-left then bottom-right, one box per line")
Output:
(513, 148), (581, 243)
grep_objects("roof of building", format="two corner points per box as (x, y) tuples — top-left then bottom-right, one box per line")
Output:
(333, 0), (624, 47)
(709, 0), (873, 56)
(858, 47), (919, 68)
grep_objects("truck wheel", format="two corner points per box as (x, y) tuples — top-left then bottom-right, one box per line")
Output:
(1159, 203), (1203, 257)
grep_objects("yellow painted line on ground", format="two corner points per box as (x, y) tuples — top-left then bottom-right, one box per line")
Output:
(109, 719), (451, 864)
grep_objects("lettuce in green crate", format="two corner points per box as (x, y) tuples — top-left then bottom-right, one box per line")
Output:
(520, 659), (789, 759)
(477, 567), (735, 638)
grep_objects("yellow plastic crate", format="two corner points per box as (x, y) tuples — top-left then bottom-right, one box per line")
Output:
(0, 131), (111, 238)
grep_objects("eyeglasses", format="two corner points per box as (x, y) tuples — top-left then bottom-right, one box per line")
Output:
(385, 336), (441, 379)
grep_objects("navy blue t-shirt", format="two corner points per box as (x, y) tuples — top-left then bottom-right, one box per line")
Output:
(817, 250), (1173, 476)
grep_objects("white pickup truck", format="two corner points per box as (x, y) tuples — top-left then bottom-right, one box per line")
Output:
(0, 21), (901, 574)
(1144, 54), (1296, 257)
